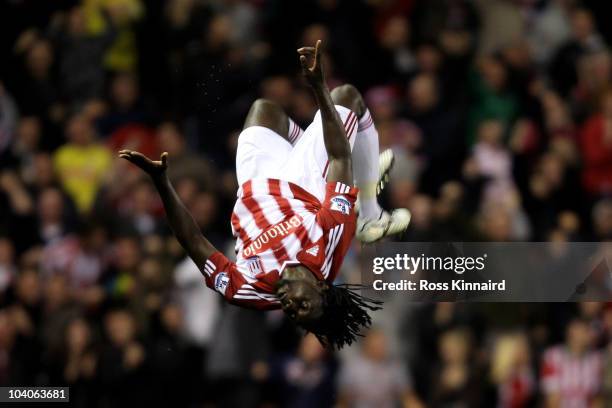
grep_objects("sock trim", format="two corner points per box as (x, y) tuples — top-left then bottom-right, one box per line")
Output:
(287, 119), (303, 145)
(358, 109), (373, 132)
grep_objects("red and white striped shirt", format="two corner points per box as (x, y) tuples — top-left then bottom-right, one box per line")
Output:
(540, 346), (603, 408)
(201, 180), (358, 309)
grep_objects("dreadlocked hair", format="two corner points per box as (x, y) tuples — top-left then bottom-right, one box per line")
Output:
(308, 284), (383, 349)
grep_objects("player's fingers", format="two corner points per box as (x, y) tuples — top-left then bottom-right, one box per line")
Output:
(128, 151), (153, 165)
(129, 151), (147, 160)
(314, 40), (322, 64)
(160, 152), (168, 166)
(118, 150), (134, 159)
(119, 154), (136, 163)
(297, 47), (315, 55)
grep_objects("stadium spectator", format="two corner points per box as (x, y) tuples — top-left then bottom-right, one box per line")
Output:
(9, 117), (43, 176)
(468, 55), (518, 145)
(173, 255), (220, 403)
(592, 199), (612, 241)
(338, 328), (421, 408)
(48, 5), (117, 107)
(147, 303), (191, 407)
(490, 332), (536, 408)
(580, 88), (612, 197)
(53, 114), (111, 213)
(429, 328), (483, 406)
(49, 317), (98, 406)
(549, 8), (606, 98)
(36, 186), (74, 245)
(11, 37), (61, 123)
(82, 0), (144, 73)
(156, 121), (216, 190)
(268, 333), (337, 408)
(406, 72), (464, 194)
(375, 16), (417, 85)
(540, 317), (603, 407)
(98, 308), (149, 407)
(97, 73), (148, 136)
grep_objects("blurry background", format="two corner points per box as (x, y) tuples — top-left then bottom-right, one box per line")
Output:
(1, 0), (612, 406)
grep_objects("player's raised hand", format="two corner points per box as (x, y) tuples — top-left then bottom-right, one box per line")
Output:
(118, 150), (168, 178)
(298, 40), (324, 87)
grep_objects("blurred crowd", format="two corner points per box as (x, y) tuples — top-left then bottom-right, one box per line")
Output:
(2, 0), (612, 406)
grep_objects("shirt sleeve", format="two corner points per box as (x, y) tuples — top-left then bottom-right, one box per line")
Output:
(316, 181), (359, 229)
(202, 252), (281, 310)
(201, 251), (237, 301)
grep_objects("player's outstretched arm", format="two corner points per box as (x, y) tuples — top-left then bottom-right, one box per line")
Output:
(118, 150), (218, 270)
(298, 40), (352, 185)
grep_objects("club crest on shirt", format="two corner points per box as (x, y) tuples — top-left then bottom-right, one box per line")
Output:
(330, 195), (351, 215)
(214, 272), (230, 295)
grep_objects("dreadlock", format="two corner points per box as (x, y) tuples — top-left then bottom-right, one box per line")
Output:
(307, 284), (383, 349)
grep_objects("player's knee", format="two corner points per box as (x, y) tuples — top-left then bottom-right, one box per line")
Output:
(331, 84), (365, 117)
(244, 99), (288, 134)
(250, 98), (281, 116)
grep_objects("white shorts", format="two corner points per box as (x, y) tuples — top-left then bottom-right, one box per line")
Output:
(236, 105), (358, 202)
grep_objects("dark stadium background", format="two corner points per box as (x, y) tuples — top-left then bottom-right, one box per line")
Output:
(1, 0), (612, 407)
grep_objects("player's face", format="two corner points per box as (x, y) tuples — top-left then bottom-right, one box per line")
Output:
(277, 279), (324, 324)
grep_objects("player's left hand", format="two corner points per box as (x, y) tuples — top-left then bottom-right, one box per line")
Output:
(298, 40), (324, 87)
(118, 149), (168, 178)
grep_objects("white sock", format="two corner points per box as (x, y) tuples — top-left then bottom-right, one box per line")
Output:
(287, 119), (304, 146)
(353, 109), (383, 220)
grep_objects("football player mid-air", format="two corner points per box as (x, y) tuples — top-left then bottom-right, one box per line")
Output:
(119, 40), (410, 348)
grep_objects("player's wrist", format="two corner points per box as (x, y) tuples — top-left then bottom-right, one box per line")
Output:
(311, 84), (332, 106)
(310, 79), (327, 91)
(150, 169), (169, 186)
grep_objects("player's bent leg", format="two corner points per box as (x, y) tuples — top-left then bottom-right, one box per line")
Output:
(332, 84), (382, 220)
(243, 99), (304, 146)
(331, 84), (411, 243)
(243, 98), (290, 139)
(330, 84), (366, 119)
(237, 99), (297, 185)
